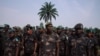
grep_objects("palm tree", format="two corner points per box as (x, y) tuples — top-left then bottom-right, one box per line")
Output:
(38, 2), (58, 23)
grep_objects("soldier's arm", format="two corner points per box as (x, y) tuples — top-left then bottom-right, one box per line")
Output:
(33, 34), (38, 56)
(21, 35), (24, 49)
(56, 41), (59, 56)
(94, 37), (99, 56)
(56, 34), (60, 56)
(33, 41), (37, 56)
(15, 42), (20, 56)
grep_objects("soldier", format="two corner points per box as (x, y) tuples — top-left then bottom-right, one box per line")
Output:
(4, 29), (19, 56)
(65, 28), (72, 38)
(2, 24), (10, 56)
(57, 27), (68, 56)
(86, 30), (98, 56)
(69, 23), (88, 56)
(39, 23), (60, 56)
(24, 26), (37, 56)
(13, 26), (24, 56)
(35, 27), (45, 56)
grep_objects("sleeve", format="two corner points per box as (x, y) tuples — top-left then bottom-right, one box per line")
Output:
(33, 33), (38, 42)
(56, 34), (60, 43)
(14, 38), (20, 47)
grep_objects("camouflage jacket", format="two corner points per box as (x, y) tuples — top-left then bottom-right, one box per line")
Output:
(39, 32), (60, 56)
(24, 34), (37, 53)
(4, 37), (19, 56)
(69, 35), (88, 56)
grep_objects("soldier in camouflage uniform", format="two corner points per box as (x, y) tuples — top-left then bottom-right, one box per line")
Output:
(24, 26), (37, 56)
(86, 30), (98, 56)
(4, 29), (19, 56)
(13, 26), (24, 56)
(57, 27), (68, 56)
(35, 27), (45, 56)
(2, 24), (11, 56)
(69, 23), (88, 56)
(39, 23), (60, 56)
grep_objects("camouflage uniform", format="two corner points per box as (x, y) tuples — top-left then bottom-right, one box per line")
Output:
(39, 32), (60, 56)
(24, 33), (37, 56)
(69, 23), (88, 56)
(16, 34), (24, 56)
(69, 35), (88, 56)
(87, 37), (98, 56)
(4, 37), (19, 56)
(59, 31), (69, 56)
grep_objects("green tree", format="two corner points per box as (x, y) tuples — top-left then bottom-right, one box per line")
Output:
(38, 2), (58, 23)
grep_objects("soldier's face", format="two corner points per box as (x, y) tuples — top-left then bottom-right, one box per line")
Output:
(57, 29), (62, 34)
(47, 25), (53, 31)
(27, 29), (33, 34)
(88, 32), (93, 37)
(77, 29), (83, 34)
(9, 33), (14, 37)
(39, 29), (44, 33)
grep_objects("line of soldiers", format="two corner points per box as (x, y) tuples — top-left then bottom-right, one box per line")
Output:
(0, 23), (99, 56)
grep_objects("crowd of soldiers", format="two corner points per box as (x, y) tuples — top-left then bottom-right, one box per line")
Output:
(0, 23), (99, 56)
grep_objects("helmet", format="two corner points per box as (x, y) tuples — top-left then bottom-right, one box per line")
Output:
(86, 29), (93, 33)
(57, 26), (63, 30)
(74, 23), (83, 30)
(8, 29), (15, 34)
(4, 24), (10, 28)
(26, 26), (32, 31)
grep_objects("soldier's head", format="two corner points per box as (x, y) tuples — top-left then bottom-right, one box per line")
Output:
(86, 29), (94, 37)
(4, 24), (10, 31)
(38, 27), (45, 34)
(26, 26), (33, 35)
(70, 28), (75, 35)
(45, 22), (53, 32)
(57, 27), (63, 35)
(74, 23), (83, 34)
(26, 24), (31, 28)
(8, 29), (15, 37)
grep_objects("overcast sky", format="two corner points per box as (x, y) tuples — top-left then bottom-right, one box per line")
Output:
(0, 0), (100, 28)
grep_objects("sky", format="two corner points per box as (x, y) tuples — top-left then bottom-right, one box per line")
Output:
(0, 0), (100, 28)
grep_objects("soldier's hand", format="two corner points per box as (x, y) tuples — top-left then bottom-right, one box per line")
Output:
(32, 52), (36, 56)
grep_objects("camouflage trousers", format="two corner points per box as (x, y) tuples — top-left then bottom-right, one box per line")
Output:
(4, 48), (16, 56)
(4, 51), (15, 56)
(39, 50), (56, 56)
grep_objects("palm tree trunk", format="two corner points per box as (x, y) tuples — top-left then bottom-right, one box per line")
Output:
(50, 18), (52, 23)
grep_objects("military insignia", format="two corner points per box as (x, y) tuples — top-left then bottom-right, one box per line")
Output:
(15, 38), (19, 42)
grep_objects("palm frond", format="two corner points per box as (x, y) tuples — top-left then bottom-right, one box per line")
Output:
(38, 2), (59, 23)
